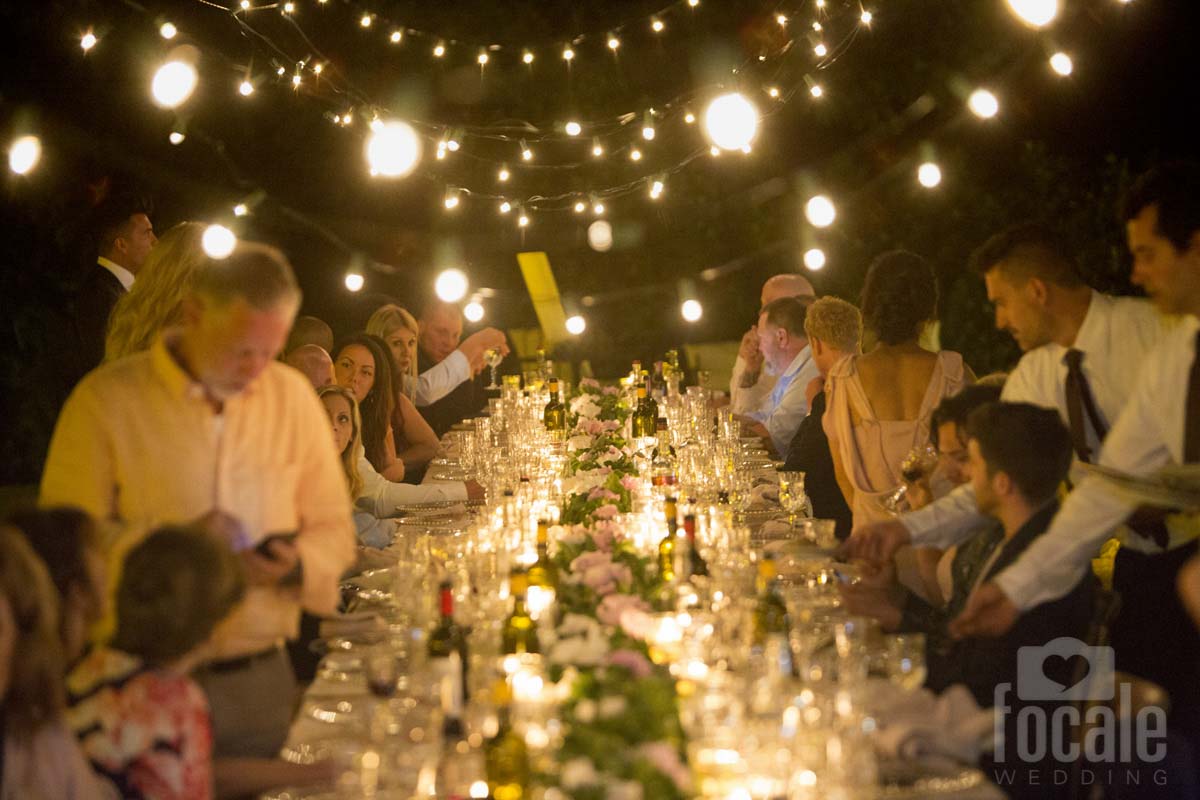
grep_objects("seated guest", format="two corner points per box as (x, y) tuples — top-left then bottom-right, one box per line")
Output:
(285, 343), (335, 389)
(103, 222), (207, 362)
(417, 301), (510, 436)
(824, 251), (973, 529)
(5, 508), (107, 666)
(737, 296), (820, 456)
(66, 525), (244, 800)
(782, 296), (859, 540)
(925, 402), (1092, 702)
(285, 315), (334, 356)
(841, 384), (1004, 637)
(730, 274), (816, 415)
(318, 385), (482, 549)
(335, 334), (440, 481)
(0, 527), (116, 799)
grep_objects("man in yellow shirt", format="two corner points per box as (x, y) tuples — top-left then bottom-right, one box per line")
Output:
(41, 241), (356, 758)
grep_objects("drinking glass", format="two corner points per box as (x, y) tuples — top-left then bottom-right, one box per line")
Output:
(777, 471), (809, 524)
(798, 518), (837, 549)
(884, 633), (927, 691)
(484, 349), (503, 389)
(883, 444), (939, 515)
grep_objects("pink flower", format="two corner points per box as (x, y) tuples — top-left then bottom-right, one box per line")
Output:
(588, 487), (620, 502)
(602, 385), (620, 396)
(597, 595), (649, 627)
(570, 551), (611, 575)
(592, 503), (619, 519)
(590, 519), (622, 552)
(600, 419), (622, 432)
(619, 475), (640, 493)
(618, 607), (656, 641)
(581, 418), (606, 436)
(607, 648), (654, 680)
(580, 377), (600, 389)
(639, 742), (693, 793)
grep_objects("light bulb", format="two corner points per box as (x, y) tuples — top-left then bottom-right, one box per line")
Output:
(592, 141), (604, 157)
(521, 147), (533, 161)
(477, 51), (489, 66)
(652, 19), (664, 32)
(239, 79), (254, 96)
(434, 269), (469, 303)
(565, 315), (586, 335)
(292, 72), (301, 88)
(433, 44), (445, 57)
(805, 195), (836, 227)
(1050, 52), (1073, 76)
(768, 86), (780, 98)
(587, 220), (613, 252)
(360, 13), (372, 27)
(684, 111), (696, 124)
(814, 43), (828, 57)
(160, 22), (177, 39)
(168, 131), (185, 145)
(498, 167), (510, 181)
(593, 202), (605, 215)
(80, 31), (98, 51)
(642, 125), (655, 141)
(233, 203), (249, 216)
(688, 0), (699, 6)
(446, 138), (460, 152)
(518, 213), (530, 228)
(607, 36), (620, 50)
(710, 145), (721, 157)
(629, 148), (642, 161)
(312, 62), (323, 75)
(8, 135), (41, 175)
(968, 88), (1000, 119)
(804, 248), (826, 270)
(151, 59), (198, 108)
(918, 162), (942, 188)
(703, 92), (759, 151)
(861, 10), (873, 24)
(565, 121), (582, 136)
(365, 120), (421, 178)
(444, 191), (460, 210)
(464, 301), (485, 322)
(681, 299), (703, 322)
(282, 1), (294, 13)
(810, 84), (824, 98)
(391, 30), (403, 43)
(1006, 0), (1058, 28)
(574, 201), (587, 213)
(776, 13), (788, 25)
(562, 47), (575, 61)
(499, 201), (512, 213)
(202, 224), (236, 259)
(240, 0), (250, 8)
(344, 272), (364, 292)
(649, 180), (664, 199)
(523, 51), (534, 64)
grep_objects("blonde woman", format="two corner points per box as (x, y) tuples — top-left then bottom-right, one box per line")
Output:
(366, 304), (420, 401)
(104, 222), (207, 361)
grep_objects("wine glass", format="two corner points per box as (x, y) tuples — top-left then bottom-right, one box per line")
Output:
(884, 633), (927, 691)
(484, 348), (503, 390)
(777, 471), (809, 525)
(883, 444), (939, 515)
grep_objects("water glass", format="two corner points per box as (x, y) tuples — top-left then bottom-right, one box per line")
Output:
(884, 633), (927, 691)
(798, 518), (837, 549)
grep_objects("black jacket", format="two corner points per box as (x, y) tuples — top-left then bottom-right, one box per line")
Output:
(73, 264), (125, 377)
(782, 391), (853, 540)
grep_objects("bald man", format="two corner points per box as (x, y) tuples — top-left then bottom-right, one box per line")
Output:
(285, 344), (335, 390)
(730, 273), (816, 414)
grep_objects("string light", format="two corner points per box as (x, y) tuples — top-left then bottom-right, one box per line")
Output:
(276, 66), (285, 76)
(813, 21), (823, 31)
(814, 43), (828, 57)
(917, 162), (943, 188)
(159, 22), (177, 39)
(565, 121), (582, 136)
(433, 43), (445, 57)
(168, 130), (185, 145)
(607, 35), (620, 51)
(710, 145), (721, 156)
(1006, 0), (1059, 28)
(435, 142), (446, 160)
(497, 166), (510, 181)
(565, 315), (587, 335)
(365, 120), (420, 178)
(151, 59), (198, 108)
(805, 195), (836, 227)
(968, 88), (1000, 118)
(861, 10), (873, 24)
(292, 71), (302, 88)
(642, 121), (656, 140)
(804, 248), (826, 270)
(593, 199), (606, 215)
(684, 111), (696, 124)
(464, 300), (485, 322)
(80, 31), (97, 52)
(522, 51), (534, 64)
(282, 1), (295, 14)
(629, 148), (642, 161)
(517, 210), (530, 227)
(344, 272), (365, 291)
(588, 220), (613, 252)
(574, 200), (587, 213)
(233, 203), (249, 216)
(521, 141), (533, 161)
(435, 269), (468, 303)
(703, 92), (759, 151)
(651, 19), (665, 33)
(8, 135), (41, 175)
(810, 84), (824, 98)
(390, 30), (403, 44)
(1050, 52), (1073, 76)
(239, 79), (254, 96)
(477, 51), (489, 66)
(776, 14), (788, 26)
(681, 299), (703, 322)
(443, 189), (461, 209)
(312, 62), (323, 75)
(768, 86), (780, 98)
(499, 200), (512, 213)
(591, 139), (604, 157)
(649, 179), (664, 199)
(562, 47), (575, 61)
(202, 224), (237, 259)
(240, 0), (250, 9)
(688, 0), (699, 7)
(446, 136), (460, 152)
(359, 13), (372, 28)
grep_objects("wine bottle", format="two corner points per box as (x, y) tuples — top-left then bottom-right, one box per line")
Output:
(631, 382), (658, 439)
(485, 679), (530, 800)
(527, 518), (558, 591)
(427, 580), (470, 717)
(683, 513), (708, 577)
(501, 570), (540, 655)
(543, 379), (566, 439)
(650, 418), (677, 488)
(658, 496), (679, 583)
(752, 555), (790, 646)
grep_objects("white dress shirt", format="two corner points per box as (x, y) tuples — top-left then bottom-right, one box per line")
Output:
(729, 354), (777, 415)
(414, 350), (470, 407)
(992, 316), (1200, 610)
(356, 445), (467, 516)
(749, 345), (820, 455)
(97, 256), (135, 290)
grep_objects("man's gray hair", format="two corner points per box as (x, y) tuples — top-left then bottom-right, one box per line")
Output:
(192, 241), (301, 310)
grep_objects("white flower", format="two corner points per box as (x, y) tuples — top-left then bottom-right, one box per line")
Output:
(562, 757), (599, 789)
(570, 395), (602, 419)
(575, 699), (597, 723)
(568, 434), (594, 452)
(598, 695), (628, 718)
(558, 613), (600, 638)
(549, 633), (609, 666)
(607, 781), (644, 800)
(554, 524), (585, 547)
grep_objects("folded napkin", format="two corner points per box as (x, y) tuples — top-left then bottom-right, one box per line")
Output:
(749, 482), (780, 507)
(317, 612), (384, 639)
(759, 519), (793, 540)
(869, 682), (995, 764)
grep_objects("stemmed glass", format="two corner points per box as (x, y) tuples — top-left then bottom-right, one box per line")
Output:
(884, 633), (927, 690)
(882, 444), (939, 515)
(484, 348), (503, 390)
(777, 471), (809, 525)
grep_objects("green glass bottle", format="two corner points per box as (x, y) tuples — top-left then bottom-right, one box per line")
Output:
(632, 383), (658, 438)
(683, 513), (708, 577)
(485, 679), (529, 800)
(543, 379), (566, 439)
(753, 555), (790, 646)
(501, 570), (540, 655)
(658, 496), (679, 583)
(527, 519), (558, 592)
(427, 580), (470, 712)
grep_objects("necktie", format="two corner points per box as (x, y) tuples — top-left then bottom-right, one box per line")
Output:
(1185, 332), (1200, 463)
(1063, 349), (1108, 464)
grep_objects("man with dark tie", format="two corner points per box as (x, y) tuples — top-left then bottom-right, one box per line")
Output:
(75, 194), (156, 375)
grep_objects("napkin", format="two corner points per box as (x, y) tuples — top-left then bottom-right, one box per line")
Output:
(749, 482), (780, 507)
(759, 519), (793, 540)
(869, 683), (995, 764)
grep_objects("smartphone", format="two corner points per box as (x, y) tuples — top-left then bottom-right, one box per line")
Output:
(254, 531), (298, 558)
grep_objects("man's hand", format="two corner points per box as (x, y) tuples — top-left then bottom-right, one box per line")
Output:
(949, 582), (1019, 639)
(465, 480), (485, 502)
(240, 539), (301, 587)
(459, 328), (510, 374)
(838, 561), (905, 631)
(838, 519), (912, 565)
(737, 327), (764, 384)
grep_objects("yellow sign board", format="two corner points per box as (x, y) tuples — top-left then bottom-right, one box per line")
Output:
(516, 251), (568, 348)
